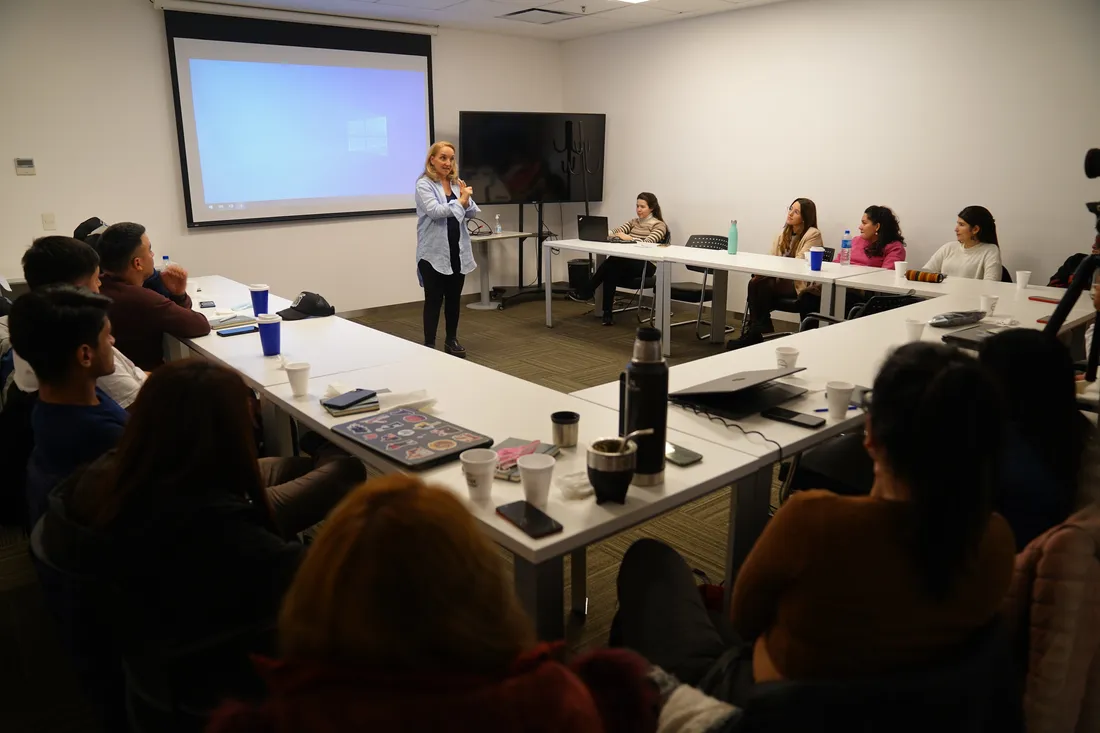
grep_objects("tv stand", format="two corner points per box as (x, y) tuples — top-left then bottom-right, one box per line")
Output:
(492, 203), (570, 309)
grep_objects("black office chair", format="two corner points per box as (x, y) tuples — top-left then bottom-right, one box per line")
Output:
(736, 619), (1017, 733)
(620, 228), (671, 324)
(1001, 266), (1013, 283)
(741, 247), (835, 340)
(669, 235), (737, 339)
(799, 290), (921, 331)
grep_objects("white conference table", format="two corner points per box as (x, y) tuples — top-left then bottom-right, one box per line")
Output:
(661, 248), (882, 341)
(257, 345), (763, 639)
(545, 239), (672, 352)
(839, 267), (1072, 303)
(180, 276), (423, 389)
(468, 230), (536, 311)
(175, 275), (764, 638)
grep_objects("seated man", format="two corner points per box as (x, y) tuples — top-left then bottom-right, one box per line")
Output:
(0, 236), (146, 408)
(96, 222), (210, 370)
(8, 286), (129, 525)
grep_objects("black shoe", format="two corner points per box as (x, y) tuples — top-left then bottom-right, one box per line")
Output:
(424, 341), (436, 349)
(601, 313), (614, 326)
(444, 339), (467, 358)
(567, 290), (592, 303)
(726, 329), (764, 351)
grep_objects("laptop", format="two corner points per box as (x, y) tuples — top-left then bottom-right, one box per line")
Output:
(669, 367), (808, 421)
(940, 323), (1009, 351)
(578, 215), (611, 243)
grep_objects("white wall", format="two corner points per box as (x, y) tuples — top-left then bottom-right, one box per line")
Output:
(563, 0), (1100, 312)
(0, 0), (567, 311)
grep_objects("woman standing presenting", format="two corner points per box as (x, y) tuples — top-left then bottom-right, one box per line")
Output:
(415, 141), (479, 358)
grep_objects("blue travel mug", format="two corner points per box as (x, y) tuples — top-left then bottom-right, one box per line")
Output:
(258, 314), (281, 356)
(249, 284), (270, 315)
(808, 247), (824, 272)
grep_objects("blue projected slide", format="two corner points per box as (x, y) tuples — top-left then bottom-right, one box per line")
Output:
(171, 37), (431, 225)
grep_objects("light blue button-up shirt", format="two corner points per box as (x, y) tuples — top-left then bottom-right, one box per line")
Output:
(415, 176), (480, 276)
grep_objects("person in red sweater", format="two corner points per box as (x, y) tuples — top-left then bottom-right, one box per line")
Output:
(207, 475), (661, 733)
(95, 222), (210, 370)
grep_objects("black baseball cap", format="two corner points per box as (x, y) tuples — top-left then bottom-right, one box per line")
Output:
(278, 291), (335, 321)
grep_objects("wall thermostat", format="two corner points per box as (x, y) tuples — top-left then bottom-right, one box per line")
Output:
(14, 158), (35, 176)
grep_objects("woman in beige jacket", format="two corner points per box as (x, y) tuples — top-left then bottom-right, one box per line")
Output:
(727, 198), (823, 350)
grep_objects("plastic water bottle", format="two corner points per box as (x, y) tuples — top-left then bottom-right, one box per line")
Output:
(838, 230), (852, 266)
(494, 214), (502, 234)
(155, 254), (171, 272)
(727, 220), (738, 255)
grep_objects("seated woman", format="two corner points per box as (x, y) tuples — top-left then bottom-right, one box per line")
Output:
(208, 476), (718, 733)
(922, 206), (1002, 281)
(613, 343), (1015, 703)
(36, 359), (366, 703)
(790, 329), (1089, 549)
(727, 198), (822, 350)
(844, 206), (909, 312)
(574, 192), (667, 326)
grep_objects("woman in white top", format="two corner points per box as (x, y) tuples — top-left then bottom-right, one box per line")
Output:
(922, 206), (1003, 281)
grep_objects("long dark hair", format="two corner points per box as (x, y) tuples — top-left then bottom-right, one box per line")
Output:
(863, 205), (906, 258)
(979, 329), (1086, 500)
(958, 206), (999, 246)
(71, 359), (268, 529)
(868, 343), (1003, 600)
(637, 192), (663, 222)
(779, 198), (818, 256)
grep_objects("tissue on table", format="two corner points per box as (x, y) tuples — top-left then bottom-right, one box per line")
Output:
(321, 383), (436, 413)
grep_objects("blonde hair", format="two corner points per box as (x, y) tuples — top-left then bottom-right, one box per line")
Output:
(423, 141), (459, 182)
(279, 476), (534, 674)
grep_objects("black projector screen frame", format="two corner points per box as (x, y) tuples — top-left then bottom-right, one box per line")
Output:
(164, 11), (435, 228)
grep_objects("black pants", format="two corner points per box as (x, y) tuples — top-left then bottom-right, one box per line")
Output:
(419, 259), (465, 345)
(611, 538), (755, 705)
(746, 276), (797, 332)
(589, 257), (653, 314)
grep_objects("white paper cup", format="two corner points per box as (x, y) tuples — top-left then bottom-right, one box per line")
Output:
(979, 294), (999, 315)
(894, 261), (909, 278)
(518, 453), (556, 509)
(460, 448), (498, 503)
(904, 319), (926, 342)
(825, 381), (855, 420)
(1016, 271), (1031, 290)
(284, 361), (310, 397)
(776, 346), (800, 369)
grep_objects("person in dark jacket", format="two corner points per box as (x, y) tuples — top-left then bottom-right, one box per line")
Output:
(1047, 234), (1100, 288)
(207, 475), (665, 733)
(35, 359), (366, 716)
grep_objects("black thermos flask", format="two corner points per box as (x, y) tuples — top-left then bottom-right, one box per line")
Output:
(618, 327), (668, 485)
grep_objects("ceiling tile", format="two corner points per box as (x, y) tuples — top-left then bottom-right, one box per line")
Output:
(598, 4), (678, 24)
(534, 0), (624, 16)
(371, 0), (464, 9)
(649, 0), (732, 13)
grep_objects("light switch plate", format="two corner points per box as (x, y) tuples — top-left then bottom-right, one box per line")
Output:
(41, 213), (56, 231)
(15, 158), (35, 176)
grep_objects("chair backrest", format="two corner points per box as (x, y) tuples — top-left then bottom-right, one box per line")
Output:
(739, 619), (1011, 733)
(684, 235), (728, 274)
(823, 247), (836, 263)
(850, 290), (921, 319)
(1001, 266), (1013, 283)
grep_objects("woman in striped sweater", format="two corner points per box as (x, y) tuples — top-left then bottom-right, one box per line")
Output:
(574, 192), (668, 326)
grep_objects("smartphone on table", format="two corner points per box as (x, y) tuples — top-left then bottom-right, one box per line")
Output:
(217, 325), (259, 337)
(496, 501), (563, 539)
(665, 442), (703, 467)
(761, 406), (826, 429)
(321, 389), (377, 411)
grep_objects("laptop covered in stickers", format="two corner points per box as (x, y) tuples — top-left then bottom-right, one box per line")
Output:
(331, 407), (493, 469)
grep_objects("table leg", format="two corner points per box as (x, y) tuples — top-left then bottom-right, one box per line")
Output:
(722, 465), (774, 611)
(467, 240), (497, 311)
(515, 555), (565, 640)
(656, 261), (671, 357)
(821, 282), (835, 322)
(544, 245), (553, 327)
(570, 548), (588, 618)
(593, 254), (606, 318)
(260, 395), (294, 458)
(709, 270), (729, 344)
(832, 284), (847, 319)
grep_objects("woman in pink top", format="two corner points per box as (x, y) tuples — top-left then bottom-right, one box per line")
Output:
(851, 206), (907, 269)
